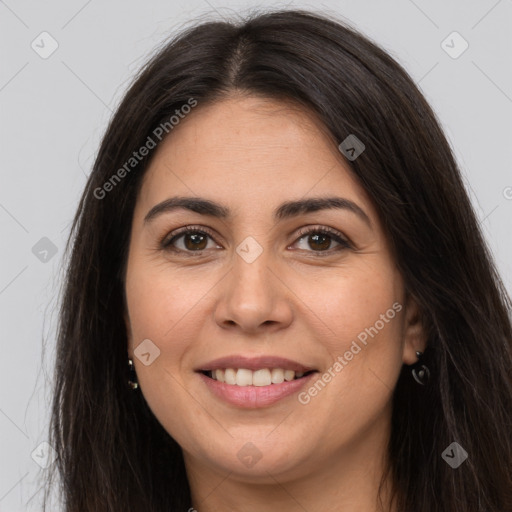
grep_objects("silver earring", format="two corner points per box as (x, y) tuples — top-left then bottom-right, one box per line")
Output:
(127, 358), (139, 390)
(411, 351), (430, 385)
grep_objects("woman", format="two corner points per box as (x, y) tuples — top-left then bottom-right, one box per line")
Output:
(43, 8), (512, 512)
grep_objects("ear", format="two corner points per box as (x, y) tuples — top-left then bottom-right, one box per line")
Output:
(401, 292), (427, 365)
(122, 285), (135, 359)
(125, 310), (134, 360)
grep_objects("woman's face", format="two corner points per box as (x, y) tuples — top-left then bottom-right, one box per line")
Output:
(124, 95), (423, 483)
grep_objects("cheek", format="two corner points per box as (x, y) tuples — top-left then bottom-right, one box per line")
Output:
(300, 262), (403, 346)
(290, 272), (404, 449)
(124, 261), (222, 413)
(125, 261), (212, 345)
(297, 262), (405, 401)
(124, 264), (214, 439)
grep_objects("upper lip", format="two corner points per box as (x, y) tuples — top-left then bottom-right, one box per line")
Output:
(195, 355), (317, 373)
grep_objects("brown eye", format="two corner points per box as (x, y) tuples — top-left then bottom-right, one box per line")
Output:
(161, 227), (221, 253)
(182, 232), (208, 250)
(307, 233), (332, 251)
(292, 226), (351, 255)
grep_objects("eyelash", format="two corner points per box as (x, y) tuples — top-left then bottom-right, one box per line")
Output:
(160, 224), (352, 257)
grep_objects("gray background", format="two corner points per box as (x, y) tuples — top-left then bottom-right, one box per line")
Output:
(1, 0), (511, 510)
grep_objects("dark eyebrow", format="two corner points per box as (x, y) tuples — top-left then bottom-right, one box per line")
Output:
(144, 196), (372, 228)
(144, 197), (229, 223)
(275, 197), (371, 227)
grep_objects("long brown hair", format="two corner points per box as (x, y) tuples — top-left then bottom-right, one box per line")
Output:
(43, 9), (512, 511)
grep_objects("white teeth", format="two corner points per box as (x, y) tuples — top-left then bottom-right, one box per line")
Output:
(208, 367), (310, 386)
(271, 368), (284, 384)
(224, 368), (237, 385)
(253, 369), (271, 386)
(236, 368), (253, 386)
(284, 370), (295, 382)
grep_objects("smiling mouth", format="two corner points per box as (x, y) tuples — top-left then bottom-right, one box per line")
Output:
(200, 368), (318, 386)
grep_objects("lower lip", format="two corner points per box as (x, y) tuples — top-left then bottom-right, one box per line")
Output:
(197, 372), (317, 408)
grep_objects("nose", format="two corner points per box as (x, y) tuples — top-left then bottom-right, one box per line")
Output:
(213, 248), (293, 335)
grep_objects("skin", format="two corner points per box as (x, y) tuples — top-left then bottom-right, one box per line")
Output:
(124, 94), (426, 512)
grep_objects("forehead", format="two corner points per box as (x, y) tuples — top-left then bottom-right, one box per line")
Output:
(136, 95), (375, 223)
